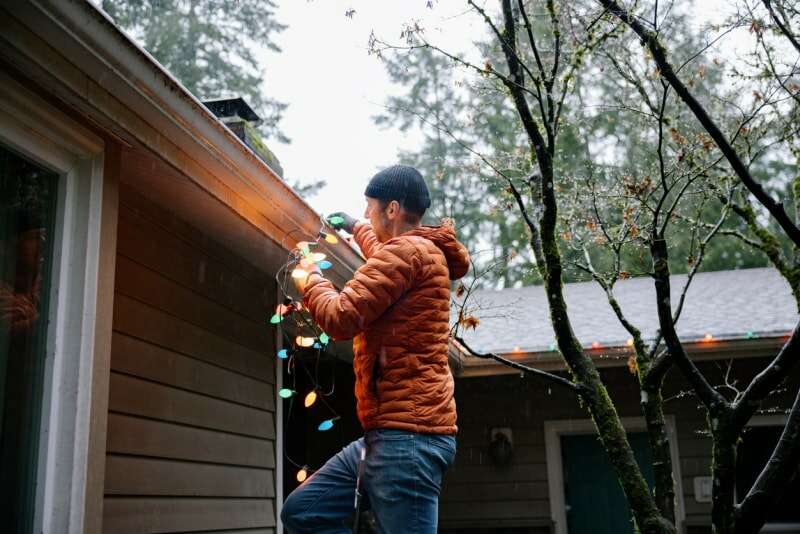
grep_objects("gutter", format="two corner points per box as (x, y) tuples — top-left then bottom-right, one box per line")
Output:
(454, 334), (791, 378)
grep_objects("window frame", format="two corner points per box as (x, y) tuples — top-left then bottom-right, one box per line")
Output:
(0, 69), (115, 533)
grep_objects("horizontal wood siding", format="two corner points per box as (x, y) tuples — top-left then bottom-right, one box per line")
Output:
(441, 373), (558, 529)
(103, 498), (275, 533)
(443, 359), (799, 531)
(104, 185), (277, 532)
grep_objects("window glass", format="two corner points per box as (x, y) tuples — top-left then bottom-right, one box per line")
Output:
(737, 424), (800, 524)
(0, 144), (58, 533)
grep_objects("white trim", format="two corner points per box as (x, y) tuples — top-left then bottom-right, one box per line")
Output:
(544, 416), (685, 534)
(0, 70), (110, 534)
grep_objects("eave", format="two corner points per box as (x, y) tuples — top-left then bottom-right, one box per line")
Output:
(452, 335), (790, 378)
(0, 0), (363, 285)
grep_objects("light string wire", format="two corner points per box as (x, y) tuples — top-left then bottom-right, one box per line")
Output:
(273, 214), (348, 478)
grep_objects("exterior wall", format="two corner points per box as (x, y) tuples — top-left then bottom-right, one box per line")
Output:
(441, 357), (799, 533)
(102, 183), (277, 532)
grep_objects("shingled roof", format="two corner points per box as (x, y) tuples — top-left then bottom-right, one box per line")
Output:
(457, 267), (798, 356)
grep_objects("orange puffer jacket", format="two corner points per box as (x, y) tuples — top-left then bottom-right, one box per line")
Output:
(303, 221), (470, 434)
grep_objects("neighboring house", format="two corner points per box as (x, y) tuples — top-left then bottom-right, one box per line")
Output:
(446, 267), (800, 534)
(0, 2), (362, 533)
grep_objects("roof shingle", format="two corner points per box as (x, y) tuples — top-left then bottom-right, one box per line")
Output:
(456, 268), (798, 354)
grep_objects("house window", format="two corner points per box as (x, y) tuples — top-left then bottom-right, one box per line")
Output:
(0, 144), (58, 534)
(736, 424), (800, 526)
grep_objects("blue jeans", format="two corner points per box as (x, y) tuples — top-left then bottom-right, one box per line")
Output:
(281, 429), (456, 534)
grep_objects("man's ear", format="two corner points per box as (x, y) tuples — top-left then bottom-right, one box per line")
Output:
(387, 200), (401, 220)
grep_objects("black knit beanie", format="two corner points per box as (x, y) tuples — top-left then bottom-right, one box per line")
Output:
(364, 165), (431, 213)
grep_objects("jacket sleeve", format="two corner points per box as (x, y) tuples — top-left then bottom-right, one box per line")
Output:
(303, 240), (420, 340)
(444, 240), (471, 280)
(353, 221), (381, 259)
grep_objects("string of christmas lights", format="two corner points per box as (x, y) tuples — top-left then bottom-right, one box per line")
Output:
(272, 215), (348, 483)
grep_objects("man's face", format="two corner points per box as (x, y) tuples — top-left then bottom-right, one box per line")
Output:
(364, 196), (398, 242)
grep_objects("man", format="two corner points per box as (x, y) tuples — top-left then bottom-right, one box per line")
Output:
(282, 165), (470, 533)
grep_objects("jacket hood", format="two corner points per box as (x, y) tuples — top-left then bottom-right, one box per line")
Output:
(404, 221), (471, 280)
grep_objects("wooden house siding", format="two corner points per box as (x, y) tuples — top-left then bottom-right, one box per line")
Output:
(441, 358), (798, 533)
(103, 184), (277, 533)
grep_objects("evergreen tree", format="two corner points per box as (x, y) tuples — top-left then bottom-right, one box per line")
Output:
(375, 46), (536, 287)
(100, 0), (288, 142)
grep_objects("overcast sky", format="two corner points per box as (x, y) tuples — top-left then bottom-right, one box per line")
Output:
(262, 1), (486, 219)
(262, 1), (736, 220)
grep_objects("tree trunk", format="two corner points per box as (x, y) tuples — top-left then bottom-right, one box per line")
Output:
(540, 183), (674, 534)
(711, 417), (738, 534)
(641, 379), (677, 524)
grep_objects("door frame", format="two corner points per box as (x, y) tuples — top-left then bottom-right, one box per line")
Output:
(0, 69), (117, 534)
(544, 416), (685, 534)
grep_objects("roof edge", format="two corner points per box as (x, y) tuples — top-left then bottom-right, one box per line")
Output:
(453, 334), (790, 378)
(17, 0), (364, 275)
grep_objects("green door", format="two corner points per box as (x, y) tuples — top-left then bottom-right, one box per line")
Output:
(561, 432), (655, 534)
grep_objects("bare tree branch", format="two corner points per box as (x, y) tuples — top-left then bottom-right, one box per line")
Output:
(598, 0), (800, 247)
(732, 320), (800, 431)
(650, 237), (730, 413)
(452, 335), (588, 394)
(763, 0), (800, 54)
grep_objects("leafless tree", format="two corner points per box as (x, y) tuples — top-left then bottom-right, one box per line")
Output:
(370, 1), (799, 532)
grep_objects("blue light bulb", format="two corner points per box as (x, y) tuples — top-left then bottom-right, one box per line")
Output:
(318, 419), (335, 431)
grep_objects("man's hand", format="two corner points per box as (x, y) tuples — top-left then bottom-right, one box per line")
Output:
(0, 286), (39, 333)
(327, 212), (358, 234)
(293, 265), (322, 295)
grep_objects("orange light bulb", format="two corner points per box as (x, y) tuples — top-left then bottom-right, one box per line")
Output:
(296, 336), (315, 347)
(304, 391), (318, 408)
(292, 268), (309, 279)
(296, 467), (308, 482)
